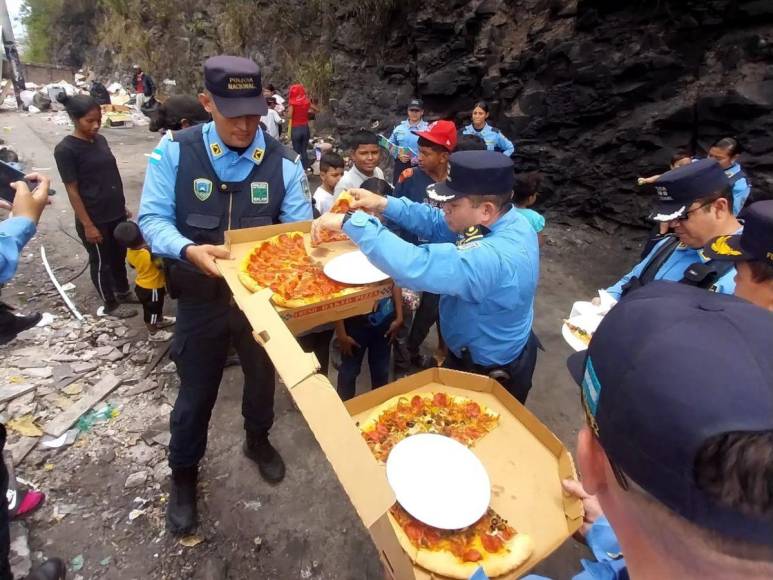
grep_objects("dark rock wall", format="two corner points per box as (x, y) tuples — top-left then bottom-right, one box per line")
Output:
(327, 0), (773, 226)
(55, 0), (773, 227)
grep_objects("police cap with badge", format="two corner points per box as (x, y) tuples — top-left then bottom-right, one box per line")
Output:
(650, 158), (729, 222)
(204, 55), (268, 118)
(427, 150), (514, 203)
(704, 200), (773, 266)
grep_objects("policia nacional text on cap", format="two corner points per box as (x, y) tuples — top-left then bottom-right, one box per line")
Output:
(311, 150), (541, 403)
(138, 55), (313, 536)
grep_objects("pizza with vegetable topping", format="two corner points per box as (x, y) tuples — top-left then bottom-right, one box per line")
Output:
(389, 503), (534, 579)
(359, 392), (499, 462)
(237, 231), (358, 307)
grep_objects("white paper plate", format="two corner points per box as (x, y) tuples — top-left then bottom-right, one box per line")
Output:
(323, 250), (389, 285)
(386, 433), (490, 530)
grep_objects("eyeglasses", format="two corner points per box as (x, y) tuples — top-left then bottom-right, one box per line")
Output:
(674, 200), (714, 221)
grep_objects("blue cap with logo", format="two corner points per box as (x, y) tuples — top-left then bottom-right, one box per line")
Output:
(428, 150), (514, 202)
(651, 158), (730, 222)
(407, 98), (423, 110)
(204, 55), (267, 118)
(567, 281), (773, 544)
(704, 200), (773, 266)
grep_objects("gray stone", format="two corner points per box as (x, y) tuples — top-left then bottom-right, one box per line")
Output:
(22, 367), (52, 379)
(124, 471), (148, 489)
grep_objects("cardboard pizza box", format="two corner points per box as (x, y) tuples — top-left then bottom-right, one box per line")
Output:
(247, 292), (584, 579)
(217, 221), (393, 335)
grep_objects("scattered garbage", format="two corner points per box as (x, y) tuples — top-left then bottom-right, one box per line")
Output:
(76, 403), (119, 432)
(6, 415), (43, 438)
(40, 429), (79, 449)
(35, 313), (56, 327)
(179, 535), (204, 548)
(70, 554), (84, 572)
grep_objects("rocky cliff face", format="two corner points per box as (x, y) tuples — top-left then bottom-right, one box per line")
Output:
(53, 0), (773, 227)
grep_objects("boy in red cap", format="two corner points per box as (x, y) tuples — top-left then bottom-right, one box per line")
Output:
(393, 120), (457, 371)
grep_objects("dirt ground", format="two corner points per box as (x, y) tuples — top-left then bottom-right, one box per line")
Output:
(0, 111), (646, 579)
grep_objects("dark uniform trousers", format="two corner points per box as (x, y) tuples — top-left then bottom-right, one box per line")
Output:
(169, 290), (275, 469)
(443, 331), (540, 404)
(165, 124), (292, 469)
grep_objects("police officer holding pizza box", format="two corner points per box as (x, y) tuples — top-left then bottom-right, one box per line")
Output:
(138, 55), (312, 535)
(312, 150), (541, 403)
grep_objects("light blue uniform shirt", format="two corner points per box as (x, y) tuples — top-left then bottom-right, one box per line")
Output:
(0, 216), (36, 284)
(462, 123), (515, 157)
(387, 119), (429, 159)
(343, 199), (539, 366)
(725, 162), (751, 215)
(516, 207), (546, 233)
(138, 122), (312, 259)
(522, 516), (627, 580)
(606, 233), (740, 300)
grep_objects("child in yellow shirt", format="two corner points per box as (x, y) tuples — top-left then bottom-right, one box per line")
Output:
(114, 221), (174, 339)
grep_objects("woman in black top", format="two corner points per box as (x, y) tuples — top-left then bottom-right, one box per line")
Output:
(53, 94), (136, 318)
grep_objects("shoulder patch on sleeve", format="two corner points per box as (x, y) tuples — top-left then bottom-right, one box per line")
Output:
(398, 168), (414, 183)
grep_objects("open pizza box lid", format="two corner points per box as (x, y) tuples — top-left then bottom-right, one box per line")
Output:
(217, 221), (392, 335)
(242, 292), (583, 578)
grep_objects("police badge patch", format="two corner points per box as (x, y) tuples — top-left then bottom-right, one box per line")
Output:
(252, 148), (265, 164)
(210, 142), (223, 157)
(193, 178), (213, 201)
(250, 182), (269, 204)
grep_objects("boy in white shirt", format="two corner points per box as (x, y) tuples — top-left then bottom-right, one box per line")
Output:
(312, 152), (345, 215)
(333, 130), (385, 198)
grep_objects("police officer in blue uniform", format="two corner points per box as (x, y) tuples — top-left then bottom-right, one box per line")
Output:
(703, 200), (773, 311)
(708, 137), (751, 215)
(607, 159), (742, 300)
(138, 56), (312, 535)
(387, 99), (429, 185)
(461, 101), (515, 157)
(312, 150), (540, 403)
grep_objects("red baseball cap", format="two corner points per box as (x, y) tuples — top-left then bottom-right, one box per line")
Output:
(412, 120), (457, 152)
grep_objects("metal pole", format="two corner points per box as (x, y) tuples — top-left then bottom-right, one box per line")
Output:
(0, 0), (27, 109)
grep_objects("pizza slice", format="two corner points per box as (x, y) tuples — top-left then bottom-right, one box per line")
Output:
(238, 231), (358, 307)
(359, 393), (500, 462)
(313, 190), (355, 245)
(389, 503), (534, 579)
(563, 319), (592, 346)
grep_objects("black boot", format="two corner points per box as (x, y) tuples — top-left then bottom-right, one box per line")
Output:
(166, 465), (198, 535)
(0, 303), (41, 345)
(26, 557), (66, 580)
(244, 434), (285, 483)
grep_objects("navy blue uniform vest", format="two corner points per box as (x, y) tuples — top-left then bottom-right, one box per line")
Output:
(173, 125), (293, 246)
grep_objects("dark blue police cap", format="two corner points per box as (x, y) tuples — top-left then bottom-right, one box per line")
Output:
(704, 200), (773, 266)
(428, 150), (514, 202)
(567, 281), (773, 545)
(204, 55), (267, 118)
(651, 158), (730, 221)
(408, 98), (423, 110)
